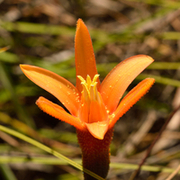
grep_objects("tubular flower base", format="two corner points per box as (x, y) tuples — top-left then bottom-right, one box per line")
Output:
(20, 19), (155, 179)
(77, 129), (113, 179)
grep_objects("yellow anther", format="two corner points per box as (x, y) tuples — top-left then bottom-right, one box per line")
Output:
(77, 74), (100, 102)
(92, 74), (100, 84)
(77, 75), (86, 84)
(86, 75), (92, 87)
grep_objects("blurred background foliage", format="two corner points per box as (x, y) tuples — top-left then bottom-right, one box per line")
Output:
(0, 0), (180, 179)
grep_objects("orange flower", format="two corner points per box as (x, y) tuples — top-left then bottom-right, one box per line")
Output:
(20, 19), (155, 179)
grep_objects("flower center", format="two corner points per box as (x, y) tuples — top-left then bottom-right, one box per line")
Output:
(77, 75), (108, 123)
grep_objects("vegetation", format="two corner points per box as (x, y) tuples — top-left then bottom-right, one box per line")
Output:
(0, 0), (180, 179)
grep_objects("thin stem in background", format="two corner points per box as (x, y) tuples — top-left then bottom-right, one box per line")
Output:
(129, 105), (180, 180)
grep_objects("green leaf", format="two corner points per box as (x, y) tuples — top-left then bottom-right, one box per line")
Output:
(0, 125), (105, 180)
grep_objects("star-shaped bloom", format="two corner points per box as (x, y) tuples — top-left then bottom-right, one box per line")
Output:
(20, 19), (155, 179)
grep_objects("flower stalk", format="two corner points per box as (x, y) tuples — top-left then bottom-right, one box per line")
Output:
(77, 129), (113, 179)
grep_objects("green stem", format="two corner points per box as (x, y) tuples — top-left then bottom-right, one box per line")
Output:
(0, 164), (17, 180)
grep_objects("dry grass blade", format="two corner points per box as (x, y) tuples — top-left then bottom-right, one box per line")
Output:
(165, 164), (180, 180)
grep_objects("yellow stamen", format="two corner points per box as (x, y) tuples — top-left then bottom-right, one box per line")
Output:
(77, 74), (108, 124)
(77, 74), (100, 102)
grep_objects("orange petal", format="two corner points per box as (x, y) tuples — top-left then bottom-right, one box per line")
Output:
(100, 55), (154, 113)
(75, 19), (99, 92)
(36, 97), (84, 130)
(89, 101), (108, 123)
(109, 78), (155, 129)
(20, 65), (80, 116)
(85, 121), (109, 140)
